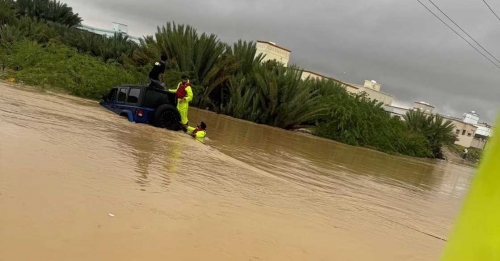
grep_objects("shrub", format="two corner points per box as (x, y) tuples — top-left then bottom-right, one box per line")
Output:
(3, 40), (141, 99)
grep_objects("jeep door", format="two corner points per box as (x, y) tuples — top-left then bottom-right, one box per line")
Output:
(114, 87), (129, 114)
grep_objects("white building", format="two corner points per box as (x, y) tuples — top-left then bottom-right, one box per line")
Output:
(476, 123), (494, 137)
(461, 111), (494, 150)
(78, 22), (140, 44)
(255, 41), (291, 66)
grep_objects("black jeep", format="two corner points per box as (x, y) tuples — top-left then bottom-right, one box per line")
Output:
(100, 85), (181, 130)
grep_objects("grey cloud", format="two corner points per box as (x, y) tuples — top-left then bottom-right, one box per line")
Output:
(64, 0), (499, 123)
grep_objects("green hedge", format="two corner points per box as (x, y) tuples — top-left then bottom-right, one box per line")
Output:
(2, 40), (142, 99)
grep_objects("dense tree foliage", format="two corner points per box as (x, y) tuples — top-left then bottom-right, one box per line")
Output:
(15, 0), (81, 26)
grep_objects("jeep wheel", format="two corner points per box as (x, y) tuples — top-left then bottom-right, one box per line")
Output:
(154, 105), (180, 130)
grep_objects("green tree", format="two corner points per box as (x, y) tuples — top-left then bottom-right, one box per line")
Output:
(314, 85), (432, 157)
(3, 39), (141, 98)
(132, 22), (239, 108)
(209, 40), (264, 110)
(0, 0), (16, 25)
(15, 0), (82, 27)
(403, 110), (457, 158)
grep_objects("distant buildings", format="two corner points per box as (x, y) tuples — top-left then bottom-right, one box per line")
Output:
(77, 22), (140, 44)
(385, 103), (494, 150)
(345, 80), (394, 105)
(298, 69), (394, 104)
(459, 111), (493, 149)
(255, 41), (291, 66)
(413, 101), (434, 113)
(301, 72), (394, 105)
(444, 114), (479, 148)
(255, 39), (494, 150)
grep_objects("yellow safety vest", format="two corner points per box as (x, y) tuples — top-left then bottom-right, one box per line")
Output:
(187, 126), (206, 139)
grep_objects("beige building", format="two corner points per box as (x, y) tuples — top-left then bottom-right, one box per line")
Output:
(363, 80), (381, 91)
(384, 104), (485, 148)
(344, 84), (361, 94)
(470, 138), (488, 150)
(461, 112), (493, 150)
(359, 87), (394, 105)
(301, 70), (327, 81)
(347, 80), (394, 105)
(300, 71), (393, 105)
(413, 101), (434, 113)
(256, 41), (291, 66)
(384, 104), (409, 119)
(385, 102), (435, 119)
(443, 116), (478, 148)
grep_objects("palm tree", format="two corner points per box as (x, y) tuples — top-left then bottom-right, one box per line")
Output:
(132, 22), (239, 108)
(15, 0), (82, 27)
(226, 40), (265, 76)
(0, 16), (58, 47)
(222, 75), (259, 121)
(63, 29), (105, 56)
(100, 33), (138, 63)
(0, 0), (16, 25)
(404, 110), (456, 158)
(250, 64), (327, 128)
(210, 40), (264, 110)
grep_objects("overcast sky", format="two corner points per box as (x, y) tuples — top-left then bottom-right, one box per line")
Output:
(63, 0), (500, 123)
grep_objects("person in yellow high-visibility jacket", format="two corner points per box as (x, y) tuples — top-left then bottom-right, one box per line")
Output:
(186, 121), (207, 141)
(168, 75), (193, 127)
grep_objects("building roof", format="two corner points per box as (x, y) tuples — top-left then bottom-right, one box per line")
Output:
(302, 70), (330, 79)
(344, 81), (395, 97)
(442, 115), (478, 128)
(257, 40), (292, 53)
(415, 101), (435, 108)
(112, 22), (127, 26)
(384, 104), (409, 110)
(301, 70), (361, 89)
(442, 115), (462, 121)
(78, 24), (141, 43)
(360, 87), (395, 97)
(78, 24), (116, 34)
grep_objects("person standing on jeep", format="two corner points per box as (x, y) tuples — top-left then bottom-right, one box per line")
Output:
(148, 54), (168, 90)
(169, 75), (193, 127)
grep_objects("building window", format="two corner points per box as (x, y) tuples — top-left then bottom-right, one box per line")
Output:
(455, 129), (460, 135)
(467, 133), (472, 137)
(462, 130), (466, 135)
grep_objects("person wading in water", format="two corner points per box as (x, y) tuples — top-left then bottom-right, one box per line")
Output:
(186, 121), (207, 140)
(169, 75), (193, 129)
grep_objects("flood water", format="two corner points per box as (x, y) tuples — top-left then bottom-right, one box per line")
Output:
(0, 83), (475, 261)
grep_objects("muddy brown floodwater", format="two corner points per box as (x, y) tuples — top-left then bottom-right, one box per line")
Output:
(0, 83), (475, 260)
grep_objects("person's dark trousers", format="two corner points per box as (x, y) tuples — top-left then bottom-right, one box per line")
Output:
(149, 78), (165, 90)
